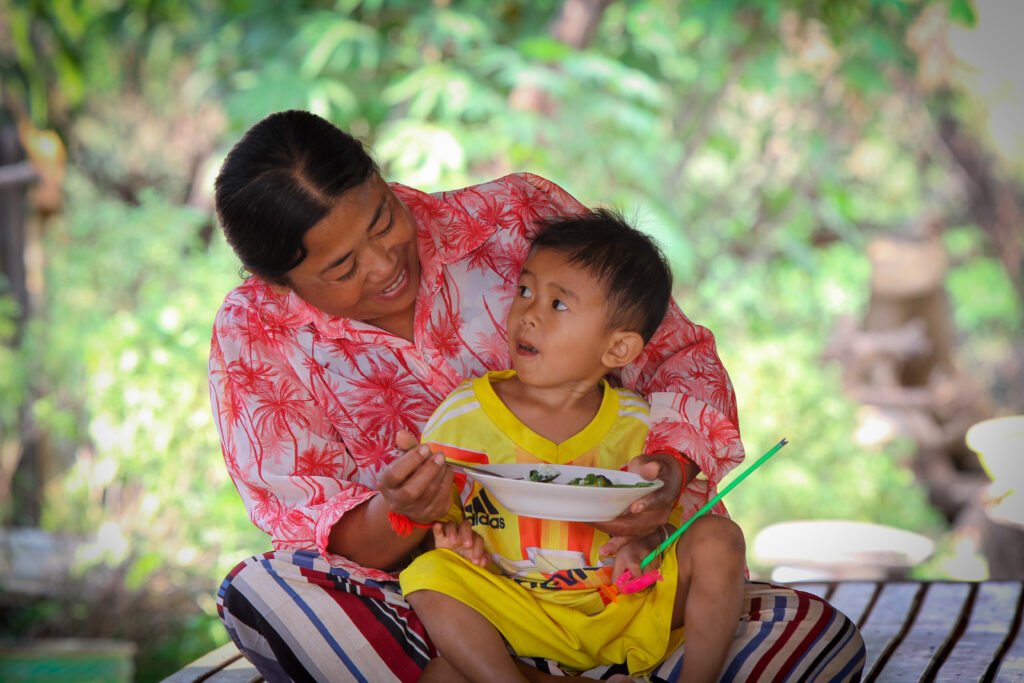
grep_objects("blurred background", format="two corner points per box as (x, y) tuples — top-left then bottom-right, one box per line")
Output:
(0, 0), (1021, 680)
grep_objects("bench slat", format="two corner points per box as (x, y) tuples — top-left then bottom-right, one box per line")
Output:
(828, 581), (879, 627)
(165, 580), (1024, 682)
(936, 581), (1021, 681)
(995, 583), (1024, 681)
(204, 655), (263, 683)
(790, 582), (832, 600)
(858, 582), (923, 679)
(874, 582), (972, 682)
(160, 642), (244, 683)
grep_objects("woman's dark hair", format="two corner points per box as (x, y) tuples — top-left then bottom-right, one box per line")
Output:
(214, 110), (378, 283)
(531, 208), (672, 344)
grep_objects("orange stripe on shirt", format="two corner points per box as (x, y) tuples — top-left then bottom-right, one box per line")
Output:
(427, 442), (490, 465)
(565, 523), (597, 559)
(518, 516), (543, 559)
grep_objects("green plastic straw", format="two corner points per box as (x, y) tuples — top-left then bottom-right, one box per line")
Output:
(639, 438), (789, 570)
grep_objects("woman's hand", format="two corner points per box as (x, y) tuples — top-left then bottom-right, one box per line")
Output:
(431, 520), (489, 567)
(327, 430), (453, 569)
(591, 452), (683, 547)
(378, 430), (454, 524)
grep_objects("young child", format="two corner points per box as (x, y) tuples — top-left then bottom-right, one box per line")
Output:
(399, 209), (747, 683)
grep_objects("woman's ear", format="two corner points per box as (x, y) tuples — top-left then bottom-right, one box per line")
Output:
(602, 330), (645, 369)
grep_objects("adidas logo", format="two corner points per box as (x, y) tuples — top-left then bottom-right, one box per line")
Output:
(464, 489), (506, 529)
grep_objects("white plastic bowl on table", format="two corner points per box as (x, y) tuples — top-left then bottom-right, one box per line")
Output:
(966, 415), (1024, 488)
(458, 463), (663, 522)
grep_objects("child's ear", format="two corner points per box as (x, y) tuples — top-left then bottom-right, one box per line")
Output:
(602, 330), (645, 368)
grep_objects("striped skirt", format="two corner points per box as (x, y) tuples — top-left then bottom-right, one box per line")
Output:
(217, 550), (864, 682)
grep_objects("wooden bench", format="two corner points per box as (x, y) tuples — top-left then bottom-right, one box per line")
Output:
(796, 580), (1024, 681)
(162, 580), (1024, 682)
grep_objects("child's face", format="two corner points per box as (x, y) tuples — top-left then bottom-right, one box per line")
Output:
(506, 248), (616, 387)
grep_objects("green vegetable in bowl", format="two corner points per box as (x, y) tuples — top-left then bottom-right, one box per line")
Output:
(528, 465), (559, 483)
(567, 473), (656, 488)
(567, 473), (614, 487)
(527, 466), (657, 487)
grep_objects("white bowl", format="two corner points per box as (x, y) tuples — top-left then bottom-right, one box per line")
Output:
(966, 415), (1024, 485)
(458, 463), (663, 522)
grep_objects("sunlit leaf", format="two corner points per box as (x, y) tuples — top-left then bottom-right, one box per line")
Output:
(376, 121), (466, 187)
(297, 14), (378, 79)
(517, 35), (574, 61)
(949, 0), (977, 27)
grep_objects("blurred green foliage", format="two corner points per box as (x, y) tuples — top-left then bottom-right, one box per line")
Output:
(1, 0), (1020, 679)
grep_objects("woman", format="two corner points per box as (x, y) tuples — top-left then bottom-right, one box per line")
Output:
(210, 110), (865, 682)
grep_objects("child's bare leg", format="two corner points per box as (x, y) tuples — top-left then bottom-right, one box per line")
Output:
(420, 655), (470, 682)
(671, 515), (746, 683)
(407, 589), (529, 683)
(420, 654), (570, 683)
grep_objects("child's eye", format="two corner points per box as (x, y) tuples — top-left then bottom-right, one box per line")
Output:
(552, 299), (568, 311)
(518, 285), (533, 298)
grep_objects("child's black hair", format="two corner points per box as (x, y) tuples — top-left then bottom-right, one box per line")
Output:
(531, 208), (672, 343)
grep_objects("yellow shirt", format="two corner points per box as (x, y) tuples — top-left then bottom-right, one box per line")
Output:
(402, 370), (685, 674)
(423, 369), (651, 594)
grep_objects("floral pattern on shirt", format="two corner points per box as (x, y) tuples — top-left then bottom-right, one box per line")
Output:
(209, 172), (743, 582)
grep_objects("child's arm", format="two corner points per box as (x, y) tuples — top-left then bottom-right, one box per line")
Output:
(431, 519), (490, 567)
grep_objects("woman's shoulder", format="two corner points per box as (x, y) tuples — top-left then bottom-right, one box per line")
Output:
(394, 172), (576, 207)
(214, 278), (312, 335)
(440, 172), (572, 202)
(216, 278), (269, 318)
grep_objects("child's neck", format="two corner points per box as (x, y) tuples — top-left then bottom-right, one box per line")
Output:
(493, 374), (605, 445)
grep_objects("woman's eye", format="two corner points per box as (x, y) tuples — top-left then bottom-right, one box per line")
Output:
(334, 267), (357, 282)
(552, 299), (568, 311)
(374, 214), (394, 238)
(518, 285), (532, 298)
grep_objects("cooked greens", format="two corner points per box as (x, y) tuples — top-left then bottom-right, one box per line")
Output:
(567, 473), (614, 487)
(527, 466), (559, 483)
(526, 466), (656, 488)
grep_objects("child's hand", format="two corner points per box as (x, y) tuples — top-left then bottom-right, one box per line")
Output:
(432, 520), (489, 567)
(608, 530), (665, 586)
(609, 537), (648, 584)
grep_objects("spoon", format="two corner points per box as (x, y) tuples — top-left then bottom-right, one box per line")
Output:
(445, 462), (518, 479)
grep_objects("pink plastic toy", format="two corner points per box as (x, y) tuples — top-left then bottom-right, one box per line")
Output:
(612, 439), (789, 598)
(615, 568), (664, 594)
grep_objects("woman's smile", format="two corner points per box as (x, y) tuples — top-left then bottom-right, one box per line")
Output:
(376, 266), (410, 300)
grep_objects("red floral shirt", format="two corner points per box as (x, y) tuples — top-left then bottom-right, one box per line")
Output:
(209, 173), (743, 582)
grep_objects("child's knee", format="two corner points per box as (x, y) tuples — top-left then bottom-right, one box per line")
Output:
(405, 587), (451, 612)
(679, 515), (746, 563)
(405, 588), (427, 608)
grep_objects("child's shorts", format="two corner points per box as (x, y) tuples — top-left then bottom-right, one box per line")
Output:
(400, 542), (684, 675)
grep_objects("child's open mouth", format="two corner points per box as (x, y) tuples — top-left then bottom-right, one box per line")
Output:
(516, 342), (538, 355)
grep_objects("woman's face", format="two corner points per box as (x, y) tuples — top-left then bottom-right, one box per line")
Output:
(283, 174), (421, 336)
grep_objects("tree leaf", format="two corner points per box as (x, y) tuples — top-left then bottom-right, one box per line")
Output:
(949, 0), (977, 27)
